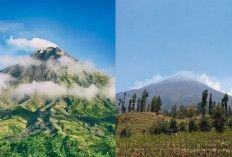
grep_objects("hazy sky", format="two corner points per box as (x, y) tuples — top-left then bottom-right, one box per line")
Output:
(0, 0), (115, 76)
(116, 0), (232, 94)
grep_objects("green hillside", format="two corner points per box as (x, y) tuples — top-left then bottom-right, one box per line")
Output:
(0, 47), (115, 156)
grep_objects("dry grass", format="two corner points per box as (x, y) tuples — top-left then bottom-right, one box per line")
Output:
(116, 112), (232, 157)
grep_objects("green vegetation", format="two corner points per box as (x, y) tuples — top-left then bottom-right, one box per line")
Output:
(0, 48), (115, 156)
(117, 89), (232, 156)
(0, 133), (115, 157)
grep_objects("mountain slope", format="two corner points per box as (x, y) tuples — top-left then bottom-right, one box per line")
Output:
(0, 47), (115, 156)
(116, 76), (231, 110)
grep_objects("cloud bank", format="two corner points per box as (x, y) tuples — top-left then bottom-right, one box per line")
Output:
(6, 36), (58, 51)
(100, 78), (115, 99)
(129, 71), (232, 96)
(0, 55), (42, 68)
(0, 73), (15, 94)
(12, 81), (99, 100)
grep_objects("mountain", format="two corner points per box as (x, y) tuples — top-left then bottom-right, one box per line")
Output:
(0, 47), (115, 156)
(116, 76), (232, 110)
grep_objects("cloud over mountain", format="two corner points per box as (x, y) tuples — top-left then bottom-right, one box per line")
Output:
(6, 36), (58, 51)
(12, 81), (99, 100)
(129, 71), (232, 95)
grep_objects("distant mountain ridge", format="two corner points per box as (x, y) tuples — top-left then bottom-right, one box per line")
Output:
(116, 76), (232, 110)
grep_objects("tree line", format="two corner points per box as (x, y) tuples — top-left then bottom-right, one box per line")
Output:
(163, 90), (231, 119)
(117, 90), (162, 114)
(117, 89), (231, 119)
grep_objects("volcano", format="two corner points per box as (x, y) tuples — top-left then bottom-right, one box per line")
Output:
(0, 47), (115, 154)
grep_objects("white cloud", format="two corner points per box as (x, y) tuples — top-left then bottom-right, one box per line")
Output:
(12, 81), (99, 100)
(6, 36), (58, 51)
(0, 21), (23, 33)
(83, 59), (95, 68)
(199, 74), (221, 91)
(228, 89), (232, 96)
(129, 71), (232, 94)
(101, 77), (115, 99)
(129, 74), (166, 89)
(0, 55), (42, 68)
(0, 73), (15, 94)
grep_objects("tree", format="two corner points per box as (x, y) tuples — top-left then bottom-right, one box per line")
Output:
(146, 103), (151, 112)
(150, 96), (157, 112)
(188, 118), (197, 132)
(123, 92), (126, 100)
(121, 103), (126, 113)
(177, 105), (187, 119)
(199, 116), (211, 132)
(187, 104), (197, 118)
(222, 93), (229, 114)
(178, 122), (186, 132)
(213, 101), (216, 107)
(131, 93), (137, 111)
(150, 96), (162, 113)
(169, 118), (178, 133)
(137, 98), (141, 112)
(171, 104), (177, 118)
(140, 90), (148, 112)
(128, 99), (132, 112)
(156, 96), (162, 112)
(212, 106), (226, 133)
(209, 93), (213, 116)
(197, 103), (202, 115)
(119, 98), (126, 113)
(201, 90), (208, 115)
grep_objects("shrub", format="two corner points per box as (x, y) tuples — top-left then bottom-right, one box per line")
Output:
(188, 118), (197, 132)
(212, 106), (226, 133)
(169, 118), (178, 133)
(178, 122), (186, 132)
(199, 116), (211, 132)
(161, 121), (170, 134)
(120, 128), (131, 138)
(149, 120), (163, 135)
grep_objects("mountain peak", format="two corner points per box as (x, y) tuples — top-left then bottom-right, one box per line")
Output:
(163, 75), (197, 83)
(32, 47), (70, 61)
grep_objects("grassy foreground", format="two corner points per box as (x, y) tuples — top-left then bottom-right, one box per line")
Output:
(116, 112), (232, 156)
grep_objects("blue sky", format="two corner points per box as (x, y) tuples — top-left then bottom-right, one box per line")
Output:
(0, 0), (115, 76)
(116, 0), (232, 94)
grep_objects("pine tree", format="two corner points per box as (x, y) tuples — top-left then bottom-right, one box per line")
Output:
(128, 99), (132, 112)
(171, 104), (177, 118)
(146, 103), (151, 112)
(150, 96), (157, 112)
(156, 96), (162, 112)
(197, 103), (202, 115)
(140, 90), (148, 112)
(131, 93), (136, 111)
(121, 103), (126, 113)
(137, 98), (141, 112)
(201, 90), (208, 115)
(222, 94), (229, 115)
(213, 101), (216, 107)
(209, 93), (213, 116)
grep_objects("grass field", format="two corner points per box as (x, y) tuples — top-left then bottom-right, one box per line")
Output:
(116, 112), (232, 157)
